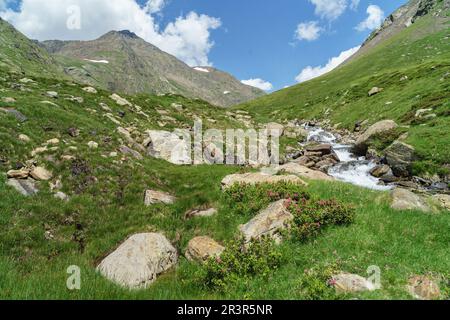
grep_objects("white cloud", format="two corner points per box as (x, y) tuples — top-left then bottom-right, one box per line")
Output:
(295, 46), (360, 83)
(309, 0), (348, 21)
(0, 0), (221, 66)
(295, 21), (322, 41)
(356, 5), (384, 31)
(241, 78), (273, 91)
(350, 0), (360, 10)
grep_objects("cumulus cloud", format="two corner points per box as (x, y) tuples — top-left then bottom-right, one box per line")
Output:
(350, 0), (360, 10)
(309, 0), (348, 21)
(295, 21), (322, 41)
(356, 5), (384, 31)
(0, 0), (221, 66)
(295, 46), (360, 83)
(241, 78), (273, 91)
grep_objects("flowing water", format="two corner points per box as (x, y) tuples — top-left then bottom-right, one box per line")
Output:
(305, 126), (392, 191)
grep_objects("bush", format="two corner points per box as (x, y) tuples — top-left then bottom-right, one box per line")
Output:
(296, 263), (340, 300)
(203, 237), (282, 290)
(223, 182), (309, 216)
(286, 198), (355, 242)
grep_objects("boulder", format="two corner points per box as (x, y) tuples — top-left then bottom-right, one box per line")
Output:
(305, 144), (332, 155)
(354, 120), (398, 155)
(7, 168), (30, 179)
(185, 208), (218, 219)
(368, 87), (383, 96)
(221, 172), (308, 189)
(406, 275), (441, 300)
(385, 141), (415, 177)
(432, 194), (450, 211)
(266, 122), (284, 136)
(144, 190), (176, 206)
(119, 145), (143, 160)
(239, 200), (293, 243)
(391, 188), (431, 213)
(278, 163), (334, 181)
(0, 107), (28, 122)
(82, 86), (97, 94)
(30, 167), (52, 181)
(185, 236), (225, 262)
(331, 273), (377, 294)
(2, 97), (16, 103)
(110, 93), (132, 106)
(87, 141), (98, 149)
(6, 178), (38, 196)
(144, 130), (191, 165)
(370, 165), (391, 178)
(97, 233), (178, 289)
(18, 134), (31, 142)
(46, 91), (58, 99)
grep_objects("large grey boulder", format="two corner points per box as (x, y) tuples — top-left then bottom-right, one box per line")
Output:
(239, 200), (293, 243)
(221, 172), (308, 189)
(385, 141), (415, 177)
(97, 233), (178, 289)
(391, 188), (431, 213)
(144, 130), (191, 165)
(354, 120), (398, 155)
(6, 178), (38, 196)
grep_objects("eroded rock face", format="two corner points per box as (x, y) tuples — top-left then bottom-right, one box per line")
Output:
(221, 172), (308, 189)
(97, 233), (178, 289)
(331, 273), (377, 294)
(145, 130), (191, 165)
(391, 188), (431, 212)
(144, 190), (176, 206)
(239, 200), (293, 243)
(385, 141), (415, 177)
(354, 120), (398, 155)
(407, 275), (441, 300)
(278, 163), (334, 181)
(185, 236), (225, 262)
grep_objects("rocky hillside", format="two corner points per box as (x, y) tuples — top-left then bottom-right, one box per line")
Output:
(40, 30), (264, 107)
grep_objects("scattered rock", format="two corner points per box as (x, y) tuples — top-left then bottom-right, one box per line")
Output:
(18, 134), (31, 142)
(145, 130), (191, 165)
(87, 141), (98, 149)
(144, 190), (176, 206)
(368, 87), (383, 96)
(30, 167), (53, 181)
(61, 155), (75, 161)
(46, 91), (58, 99)
(185, 236), (225, 262)
(46, 138), (60, 145)
(110, 93), (132, 106)
(0, 107), (28, 122)
(331, 273), (377, 294)
(97, 233), (178, 289)
(2, 97), (16, 103)
(406, 275), (441, 300)
(239, 200), (293, 243)
(7, 168), (30, 179)
(119, 145), (143, 160)
(54, 191), (69, 201)
(354, 120), (398, 155)
(278, 163), (334, 181)
(432, 194), (450, 211)
(185, 208), (218, 219)
(6, 178), (38, 196)
(391, 188), (431, 213)
(385, 141), (415, 177)
(221, 172), (308, 189)
(265, 122), (284, 136)
(306, 144), (332, 155)
(31, 146), (48, 157)
(82, 86), (97, 94)
(370, 165), (391, 178)
(67, 127), (80, 137)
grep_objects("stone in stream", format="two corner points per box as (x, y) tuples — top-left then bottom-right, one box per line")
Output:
(221, 172), (308, 189)
(6, 178), (39, 196)
(144, 190), (176, 206)
(353, 120), (398, 155)
(390, 188), (431, 213)
(278, 163), (334, 181)
(305, 144), (332, 155)
(239, 200), (293, 243)
(185, 236), (225, 262)
(331, 273), (377, 294)
(370, 164), (391, 178)
(97, 233), (178, 289)
(406, 275), (441, 300)
(385, 141), (415, 177)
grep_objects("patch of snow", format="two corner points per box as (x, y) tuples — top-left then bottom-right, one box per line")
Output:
(84, 59), (109, 64)
(193, 67), (209, 73)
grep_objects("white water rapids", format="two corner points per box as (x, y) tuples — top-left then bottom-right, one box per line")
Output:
(305, 127), (392, 191)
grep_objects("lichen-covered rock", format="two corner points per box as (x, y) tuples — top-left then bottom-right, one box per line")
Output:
(239, 200), (293, 243)
(385, 141), (415, 177)
(144, 190), (176, 206)
(97, 233), (178, 289)
(185, 236), (225, 262)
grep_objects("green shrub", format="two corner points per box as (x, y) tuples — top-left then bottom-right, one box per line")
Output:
(296, 263), (341, 300)
(203, 237), (282, 290)
(223, 182), (309, 216)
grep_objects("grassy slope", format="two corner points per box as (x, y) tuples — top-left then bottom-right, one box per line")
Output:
(236, 14), (450, 172)
(0, 69), (448, 299)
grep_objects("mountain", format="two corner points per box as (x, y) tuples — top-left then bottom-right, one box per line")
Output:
(237, 0), (449, 177)
(0, 17), (63, 77)
(40, 30), (265, 107)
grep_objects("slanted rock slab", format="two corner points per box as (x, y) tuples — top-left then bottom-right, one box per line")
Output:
(97, 233), (178, 289)
(185, 236), (225, 262)
(221, 172), (308, 189)
(391, 188), (431, 213)
(239, 200), (293, 243)
(331, 273), (377, 294)
(144, 190), (176, 206)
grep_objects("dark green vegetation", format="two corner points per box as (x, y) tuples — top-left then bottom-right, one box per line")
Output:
(237, 3), (450, 176)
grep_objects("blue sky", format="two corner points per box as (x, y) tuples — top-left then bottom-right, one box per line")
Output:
(1, 0), (407, 91)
